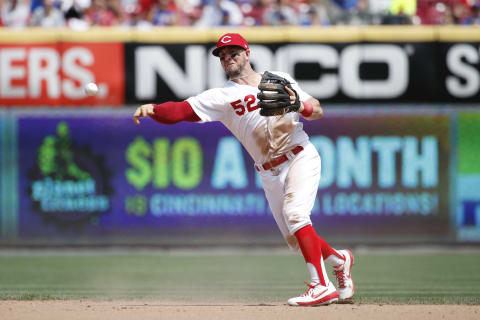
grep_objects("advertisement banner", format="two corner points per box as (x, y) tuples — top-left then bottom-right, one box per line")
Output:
(15, 111), (451, 243)
(0, 43), (124, 106)
(0, 35), (478, 106)
(437, 42), (480, 103)
(457, 113), (480, 241)
(125, 41), (480, 104)
(306, 114), (451, 240)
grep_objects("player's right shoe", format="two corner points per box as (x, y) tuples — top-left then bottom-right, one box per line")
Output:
(287, 281), (339, 306)
(334, 249), (355, 302)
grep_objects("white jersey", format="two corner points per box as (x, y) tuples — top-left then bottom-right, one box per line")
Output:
(187, 71), (311, 164)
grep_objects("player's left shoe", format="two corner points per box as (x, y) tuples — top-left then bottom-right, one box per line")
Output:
(334, 249), (355, 303)
(287, 281), (338, 306)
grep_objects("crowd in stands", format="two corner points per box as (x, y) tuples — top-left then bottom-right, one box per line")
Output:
(1, 0), (479, 29)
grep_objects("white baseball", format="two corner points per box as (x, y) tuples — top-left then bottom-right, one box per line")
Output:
(85, 82), (99, 96)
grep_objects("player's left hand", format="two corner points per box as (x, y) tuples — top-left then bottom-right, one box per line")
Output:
(133, 104), (155, 125)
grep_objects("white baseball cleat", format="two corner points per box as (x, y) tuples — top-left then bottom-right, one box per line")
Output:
(287, 281), (339, 306)
(334, 249), (355, 302)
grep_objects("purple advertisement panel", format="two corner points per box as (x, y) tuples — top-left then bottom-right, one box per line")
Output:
(16, 111), (451, 243)
(304, 115), (451, 241)
(17, 113), (269, 242)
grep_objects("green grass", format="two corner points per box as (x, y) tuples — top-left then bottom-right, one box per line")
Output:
(0, 252), (479, 304)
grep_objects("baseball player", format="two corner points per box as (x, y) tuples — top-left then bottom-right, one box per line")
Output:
(133, 33), (354, 306)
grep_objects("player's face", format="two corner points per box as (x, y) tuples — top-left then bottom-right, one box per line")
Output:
(218, 47), (248, 78)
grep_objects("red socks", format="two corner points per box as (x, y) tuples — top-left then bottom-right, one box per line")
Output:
(295, 224), (327, 286)
(317, 236), (345, 261)
(294, 224), (345, 286)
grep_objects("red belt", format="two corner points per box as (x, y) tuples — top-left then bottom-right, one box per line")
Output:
(255, 146), (304, 172)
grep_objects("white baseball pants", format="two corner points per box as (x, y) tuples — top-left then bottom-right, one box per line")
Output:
(257, 142), (321, 251)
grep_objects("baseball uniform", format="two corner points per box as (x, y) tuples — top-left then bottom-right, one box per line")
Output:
(137, 32), (355, 306)
(187, 71), (318, 250)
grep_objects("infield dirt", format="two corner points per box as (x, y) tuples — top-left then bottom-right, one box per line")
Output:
(1, 301), (479, 320)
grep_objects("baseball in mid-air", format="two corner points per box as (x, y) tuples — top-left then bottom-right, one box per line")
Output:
(84, 82), (99, 96)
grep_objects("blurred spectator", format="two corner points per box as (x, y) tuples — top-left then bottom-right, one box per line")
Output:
(467, 2), (480, 24)
(123, 2), (152, 27)
(333, 0), (360, 11)
(30, 0), (44, 12)
(367, 0), (392, 16)
(452, 0), (472, 23)
(174, 0), (203, 25)
(148, 0), (177, 25)
(417, 0), (447, 24)
(195, 0), (243, 26)
(63, 0), (87, 20)
(1, 0), (30, 28)
(30, 0), (65, 27)
(416, 0), (477, 25)
(85, 0), (121, 26)
(263, 0), (299, 25)
(299, 0), (332, 26)
(62, 0), (90, 29)
(298, 4), (321, 25)
(389, 0), (416, 15)
(328, 0), (375, 24)
(239, 0), (266, 25)
(379, 0), (415, 24)
(1, 0), (480, 27)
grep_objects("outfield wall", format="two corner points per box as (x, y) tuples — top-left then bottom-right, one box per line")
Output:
(0, 107), (479, 245)
(0, 26), (479, 245)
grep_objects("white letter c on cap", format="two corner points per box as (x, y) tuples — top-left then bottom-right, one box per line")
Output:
(221, 36), (232, 44)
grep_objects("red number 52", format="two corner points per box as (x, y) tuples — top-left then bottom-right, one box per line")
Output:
(230, 95), (258, 116)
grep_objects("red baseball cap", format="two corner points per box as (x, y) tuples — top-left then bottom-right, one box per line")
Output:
(212, 33), (249, 57)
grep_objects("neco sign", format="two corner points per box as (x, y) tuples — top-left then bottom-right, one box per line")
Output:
(126, 41), (480, 103)
(133, 43), (409, 100)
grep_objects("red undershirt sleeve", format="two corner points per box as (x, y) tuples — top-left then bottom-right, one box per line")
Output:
(150, 101), (201, 124)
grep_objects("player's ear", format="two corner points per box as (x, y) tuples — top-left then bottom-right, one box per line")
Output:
(245, 49), (250, 58)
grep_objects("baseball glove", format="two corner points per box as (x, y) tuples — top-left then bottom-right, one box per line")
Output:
(257, 71), (301, 116)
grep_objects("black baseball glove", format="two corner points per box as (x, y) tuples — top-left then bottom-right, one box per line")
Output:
(257, 71), (301, 116)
